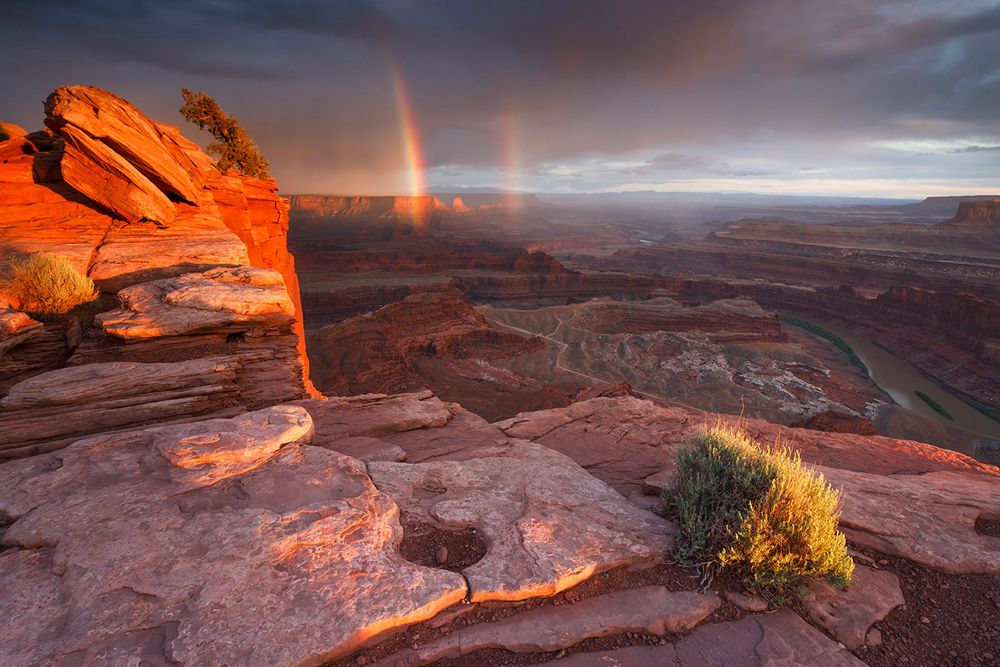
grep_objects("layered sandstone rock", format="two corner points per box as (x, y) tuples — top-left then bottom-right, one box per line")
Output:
(940, 198), (1000, 230)
(96, 266), (295, 339)
(379, 587), (719, 665)
(0, 84), (313, 454)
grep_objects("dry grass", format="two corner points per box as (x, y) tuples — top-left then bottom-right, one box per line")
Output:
(4, 253), (98, 316)
(664, 424), (854, 593)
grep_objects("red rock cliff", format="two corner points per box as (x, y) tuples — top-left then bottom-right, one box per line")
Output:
(0, 85), (316, 457)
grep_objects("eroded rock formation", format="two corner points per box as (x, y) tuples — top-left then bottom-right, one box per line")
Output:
(0, 85), (313, 458)
(309, 288), (542, 396)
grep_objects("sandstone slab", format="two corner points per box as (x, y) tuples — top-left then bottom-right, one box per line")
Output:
(97, 266), (294, 339)
(0, 357), (243, 457)
(87, 212), (251, 292)
(57, 122), (177, 225)
(824, 467), (1000, 574)
(295, 391), (454, 444)
(45, 85), (201, 207)
(0, 307), (43, 355)
(554, 609), (865, 666)
(369, 440), (674, 603)
(802, 564), (904, 650)
(378, 586), (719, 666)
(0, 406), (467, 666)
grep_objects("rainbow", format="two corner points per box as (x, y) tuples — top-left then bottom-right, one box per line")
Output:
(388, 59), (426, 198)
(501, 112), (522, 213)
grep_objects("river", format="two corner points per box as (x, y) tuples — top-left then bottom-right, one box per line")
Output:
(787, 316), (1000, 440)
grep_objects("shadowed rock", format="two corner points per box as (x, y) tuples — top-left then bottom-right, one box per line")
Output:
(554, 609), (865, 666)
(378, 586), (719, 666)
(802, 564), (905, 650)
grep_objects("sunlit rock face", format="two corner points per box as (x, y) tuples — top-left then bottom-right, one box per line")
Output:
(0, 84), (314, 459)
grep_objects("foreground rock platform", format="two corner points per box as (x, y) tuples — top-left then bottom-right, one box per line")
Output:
(497, 396), (1000, 574)
(553, 609), (866, 666)
(0, 406), (466, 666)
(370, 440), (674, 602)
(378, 586), (719, 666)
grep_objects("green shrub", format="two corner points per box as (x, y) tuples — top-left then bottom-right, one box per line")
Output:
(664, 424), (854, 593)
(179, 88), (270, 179)
(4, 253), (98, 316)
(914, 390), (954, 420)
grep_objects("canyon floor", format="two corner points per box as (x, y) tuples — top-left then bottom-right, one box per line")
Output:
(1, 87), (998, 667)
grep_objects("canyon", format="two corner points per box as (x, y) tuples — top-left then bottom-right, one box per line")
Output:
(0, 86), (997, 667)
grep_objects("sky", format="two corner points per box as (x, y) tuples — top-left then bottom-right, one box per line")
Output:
(1, 0), (998, 197)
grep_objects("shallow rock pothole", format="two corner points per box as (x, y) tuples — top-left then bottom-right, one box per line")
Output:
(398, 514), (487, 572)
(973, 514), (1000, 538)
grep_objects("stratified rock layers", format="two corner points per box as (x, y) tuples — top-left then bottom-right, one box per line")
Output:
(0, 85), (313, 458)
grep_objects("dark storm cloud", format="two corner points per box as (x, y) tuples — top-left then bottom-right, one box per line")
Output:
(0, 0), (997, 194)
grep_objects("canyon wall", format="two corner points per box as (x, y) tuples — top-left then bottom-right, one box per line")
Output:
(288, 194), (442, 220)
(309, 288), (542, 396)
(940, 198), (1000, 230)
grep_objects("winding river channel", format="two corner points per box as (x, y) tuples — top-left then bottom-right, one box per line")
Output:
(788, 316), (1000, 440)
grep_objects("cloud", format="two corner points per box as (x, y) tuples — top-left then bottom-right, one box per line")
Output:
(0, 0), (998, 195)
(948, 145), (1000, 153)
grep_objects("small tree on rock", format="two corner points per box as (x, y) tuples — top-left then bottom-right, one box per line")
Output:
(179, 88), (270, 179)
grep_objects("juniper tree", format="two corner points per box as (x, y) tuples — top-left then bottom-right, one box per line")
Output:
(179, 88), (270, 179)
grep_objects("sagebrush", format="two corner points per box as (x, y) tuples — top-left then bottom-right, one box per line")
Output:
(179, 88), (270, 179)
(4, 253), (98, 316)
(664, 424), (854, 592)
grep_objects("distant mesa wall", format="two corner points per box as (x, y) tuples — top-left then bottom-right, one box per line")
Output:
(288, 195), (442, 220)
(939, 199), (1000, 230)
(286, 192), (544, 219)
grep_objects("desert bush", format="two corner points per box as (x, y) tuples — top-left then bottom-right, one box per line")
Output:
(4, 253), (98, 316)
(664, 424), (854, 592)
(179, 88), (270, 179)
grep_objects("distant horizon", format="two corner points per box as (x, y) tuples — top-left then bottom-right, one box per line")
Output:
(281, 190), (1000, 204)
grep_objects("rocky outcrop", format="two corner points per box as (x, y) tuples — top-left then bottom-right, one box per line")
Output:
(0, 264), (306, 459)
(496, 396), (1000, 574)
(96, 266), (295, 339)
(289, 195), (440, 220)
(0, 85), (313, 456)
(309, 289), (541, 395)
(44, 86), (201, 210)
